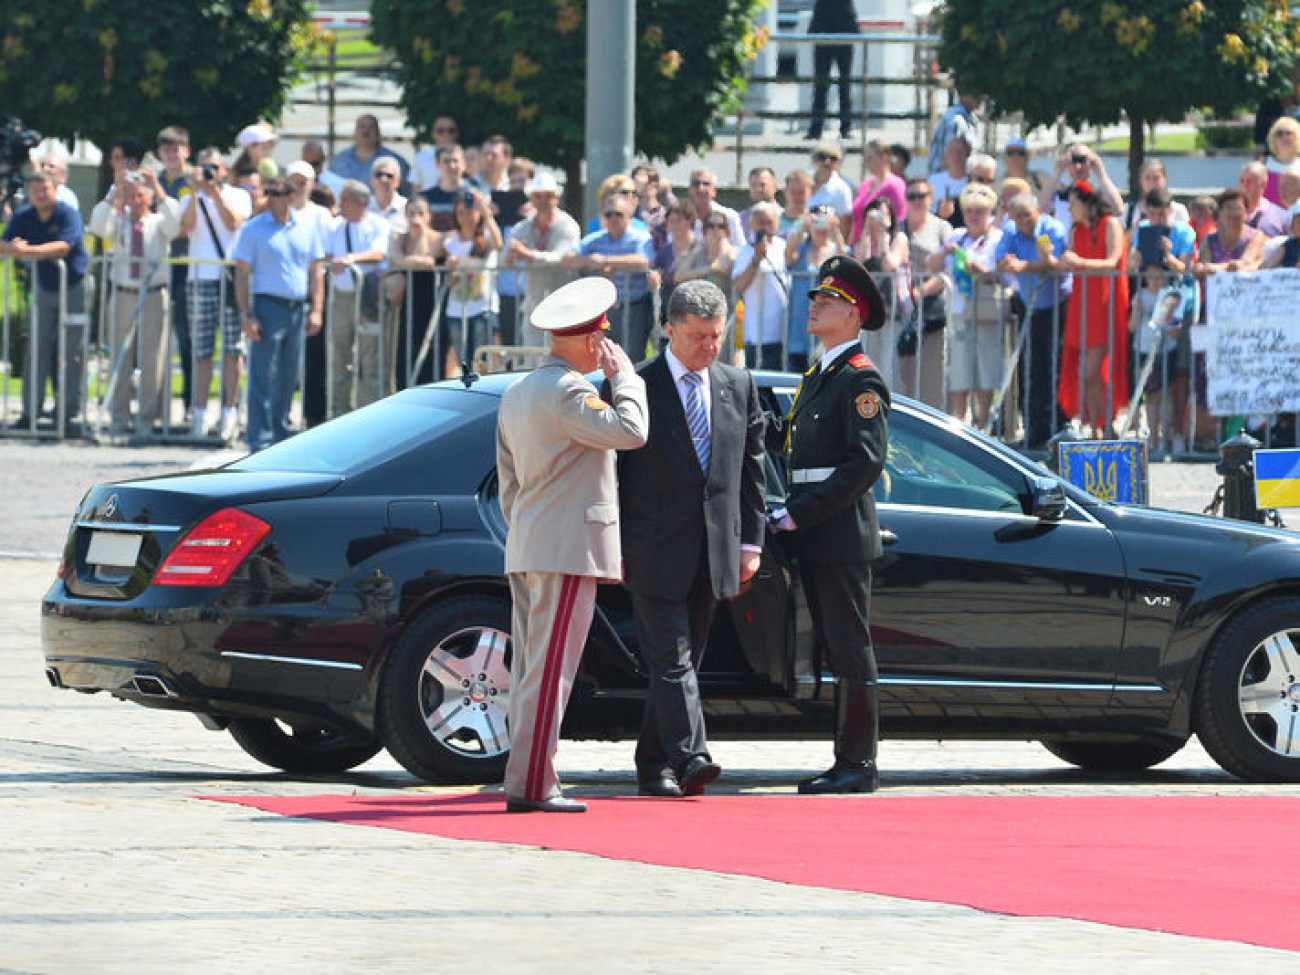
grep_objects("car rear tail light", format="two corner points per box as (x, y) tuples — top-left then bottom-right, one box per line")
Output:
(155, 508), (271, 587)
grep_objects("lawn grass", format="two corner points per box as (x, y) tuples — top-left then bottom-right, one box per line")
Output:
(1098, 131), (1206, 153)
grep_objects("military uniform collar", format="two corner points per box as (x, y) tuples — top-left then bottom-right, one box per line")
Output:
(819, 339), (862, 373)
(539, 353), (580, 373)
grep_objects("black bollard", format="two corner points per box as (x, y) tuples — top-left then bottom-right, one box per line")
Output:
(1217, 431), (1264, 523)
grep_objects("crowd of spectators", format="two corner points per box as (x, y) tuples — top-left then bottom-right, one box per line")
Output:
(6, 99), (1300, 455)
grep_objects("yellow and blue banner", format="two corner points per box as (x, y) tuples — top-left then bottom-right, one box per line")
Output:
(1255, 449), (1300, 509)
(1058, 441), (1148, 505)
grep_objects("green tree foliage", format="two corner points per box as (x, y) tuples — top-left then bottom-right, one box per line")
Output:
(0, 0), (315, 160)
(370, 0), (767, 178)
(936, 0), (1300, 191)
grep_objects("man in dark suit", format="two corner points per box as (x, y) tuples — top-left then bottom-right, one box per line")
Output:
(769, 255), (890, 793)
(613, 279), (767, 798)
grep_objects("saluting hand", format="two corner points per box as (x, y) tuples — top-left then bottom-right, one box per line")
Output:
(598, 337), (634, 377)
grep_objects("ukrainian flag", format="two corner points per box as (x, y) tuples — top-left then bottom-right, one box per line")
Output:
(1255, 449), (1300, 508)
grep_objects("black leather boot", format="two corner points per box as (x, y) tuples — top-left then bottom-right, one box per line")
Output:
(798, 682), (879, 794)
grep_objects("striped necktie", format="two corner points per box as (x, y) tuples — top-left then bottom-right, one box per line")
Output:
(682, 370), (711, 474)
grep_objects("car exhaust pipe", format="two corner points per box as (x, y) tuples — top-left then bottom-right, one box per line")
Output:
(131, 674), (178, 698)
(45, 666), (62, 688)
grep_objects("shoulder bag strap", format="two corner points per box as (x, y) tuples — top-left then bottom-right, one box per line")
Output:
(197, 195), (226, 261)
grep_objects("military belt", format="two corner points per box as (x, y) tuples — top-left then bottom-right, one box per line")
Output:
(789, 467), (835, 484)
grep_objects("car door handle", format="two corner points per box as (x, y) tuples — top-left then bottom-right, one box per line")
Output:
(880, 528), (899, 545)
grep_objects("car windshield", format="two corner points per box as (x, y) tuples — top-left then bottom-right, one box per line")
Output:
(228, 388), (496, 475)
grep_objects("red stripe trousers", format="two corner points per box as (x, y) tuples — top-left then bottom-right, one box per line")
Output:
(504, 572), (596, 802)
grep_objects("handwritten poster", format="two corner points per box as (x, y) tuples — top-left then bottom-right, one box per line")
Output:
(1205, 271), (1300, 416)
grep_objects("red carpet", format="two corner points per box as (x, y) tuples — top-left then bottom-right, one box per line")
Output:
(205, 792), (1297, 951)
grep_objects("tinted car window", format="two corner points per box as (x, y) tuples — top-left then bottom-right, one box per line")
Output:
(229, 389), (495, 475)
(877, 413), (1025, 512)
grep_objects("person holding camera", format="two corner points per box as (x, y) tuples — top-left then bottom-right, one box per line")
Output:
(785, 204), (846, 372)
(853, 197), (909, 386)
(232, 177), (325, 452)
(179, 148), (252, 442)
(1, 171), (90, 436)
(732, 202), (790, 369)
(1038, 143), (1123, 233)
(89, 169), (181, 439)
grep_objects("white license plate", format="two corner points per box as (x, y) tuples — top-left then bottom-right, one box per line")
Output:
(86, 531), (142, 568)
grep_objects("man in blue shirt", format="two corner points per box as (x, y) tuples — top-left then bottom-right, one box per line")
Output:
(927, 93), (981, 175)
(328, 115), (410, 190)
(995, 193), (1071, 449)
(563, 195), (657, 362)
(233, 177), (325, 451)
(0, 172), (90, 435)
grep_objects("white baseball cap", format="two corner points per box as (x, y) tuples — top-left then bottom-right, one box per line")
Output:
(284, 160), (315, 181)
(237, 123), (277, 148)
(528, 171), (562, 197)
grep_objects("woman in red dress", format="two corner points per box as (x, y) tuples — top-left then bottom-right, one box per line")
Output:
(1058, 181), (1129, 437)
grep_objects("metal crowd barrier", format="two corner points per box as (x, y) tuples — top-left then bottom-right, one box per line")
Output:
(0, 258), (91, 440)
(5, 253), (1296, 460)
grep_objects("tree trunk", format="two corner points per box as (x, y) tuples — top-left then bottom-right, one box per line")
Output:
(562, 157), (583, 224)
(1127, 113), (1145, 207)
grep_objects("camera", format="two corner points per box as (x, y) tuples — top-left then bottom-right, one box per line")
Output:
(813, 216), (829, 230)
(201, 164), (217, 181)
(0, 117), (42, 201)
(0, 117), (41, 173)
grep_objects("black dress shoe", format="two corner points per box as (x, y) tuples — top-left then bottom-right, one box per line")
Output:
(505, 795), (588, 813)
(637, 774), (683, 798)
(797, 761), (879, 795)
(678, 756), (722, 796)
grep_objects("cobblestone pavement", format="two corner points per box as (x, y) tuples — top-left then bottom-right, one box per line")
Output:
(3, 448), (1295, 972)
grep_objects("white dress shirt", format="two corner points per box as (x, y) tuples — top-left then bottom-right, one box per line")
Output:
(663, 345), (761, 554)
(664, 345), (712, 427)
(820, 338), (861, 370)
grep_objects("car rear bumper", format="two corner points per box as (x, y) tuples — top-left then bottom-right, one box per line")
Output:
(42, 584), (373, 732)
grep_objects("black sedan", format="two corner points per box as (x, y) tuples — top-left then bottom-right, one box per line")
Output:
(41, 372), (1300, 784)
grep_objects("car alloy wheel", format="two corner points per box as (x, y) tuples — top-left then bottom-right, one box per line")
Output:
(378, 595), (513, 784)
(1235, 629), (1300, 758)
(1196, 597), (1300, 782)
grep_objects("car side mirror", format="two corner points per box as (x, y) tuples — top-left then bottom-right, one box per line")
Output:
(1027, 475), (1067, 521)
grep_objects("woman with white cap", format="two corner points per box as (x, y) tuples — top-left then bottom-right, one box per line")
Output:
(232, 123), (278, 181)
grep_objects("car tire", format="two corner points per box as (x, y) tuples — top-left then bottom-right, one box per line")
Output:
(227, 717), (382, 774)
(378, 595), (513, 784)
(1041, 735), (1186, 772)
(1195, 596), (1300, 782)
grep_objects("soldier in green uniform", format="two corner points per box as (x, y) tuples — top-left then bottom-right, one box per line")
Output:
(768, 255), (890, 793)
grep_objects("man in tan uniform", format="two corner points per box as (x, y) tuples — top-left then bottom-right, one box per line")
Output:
(496, 277), (649, 812)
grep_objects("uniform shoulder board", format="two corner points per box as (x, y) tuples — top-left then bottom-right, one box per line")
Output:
(848, 353), (873, 370)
